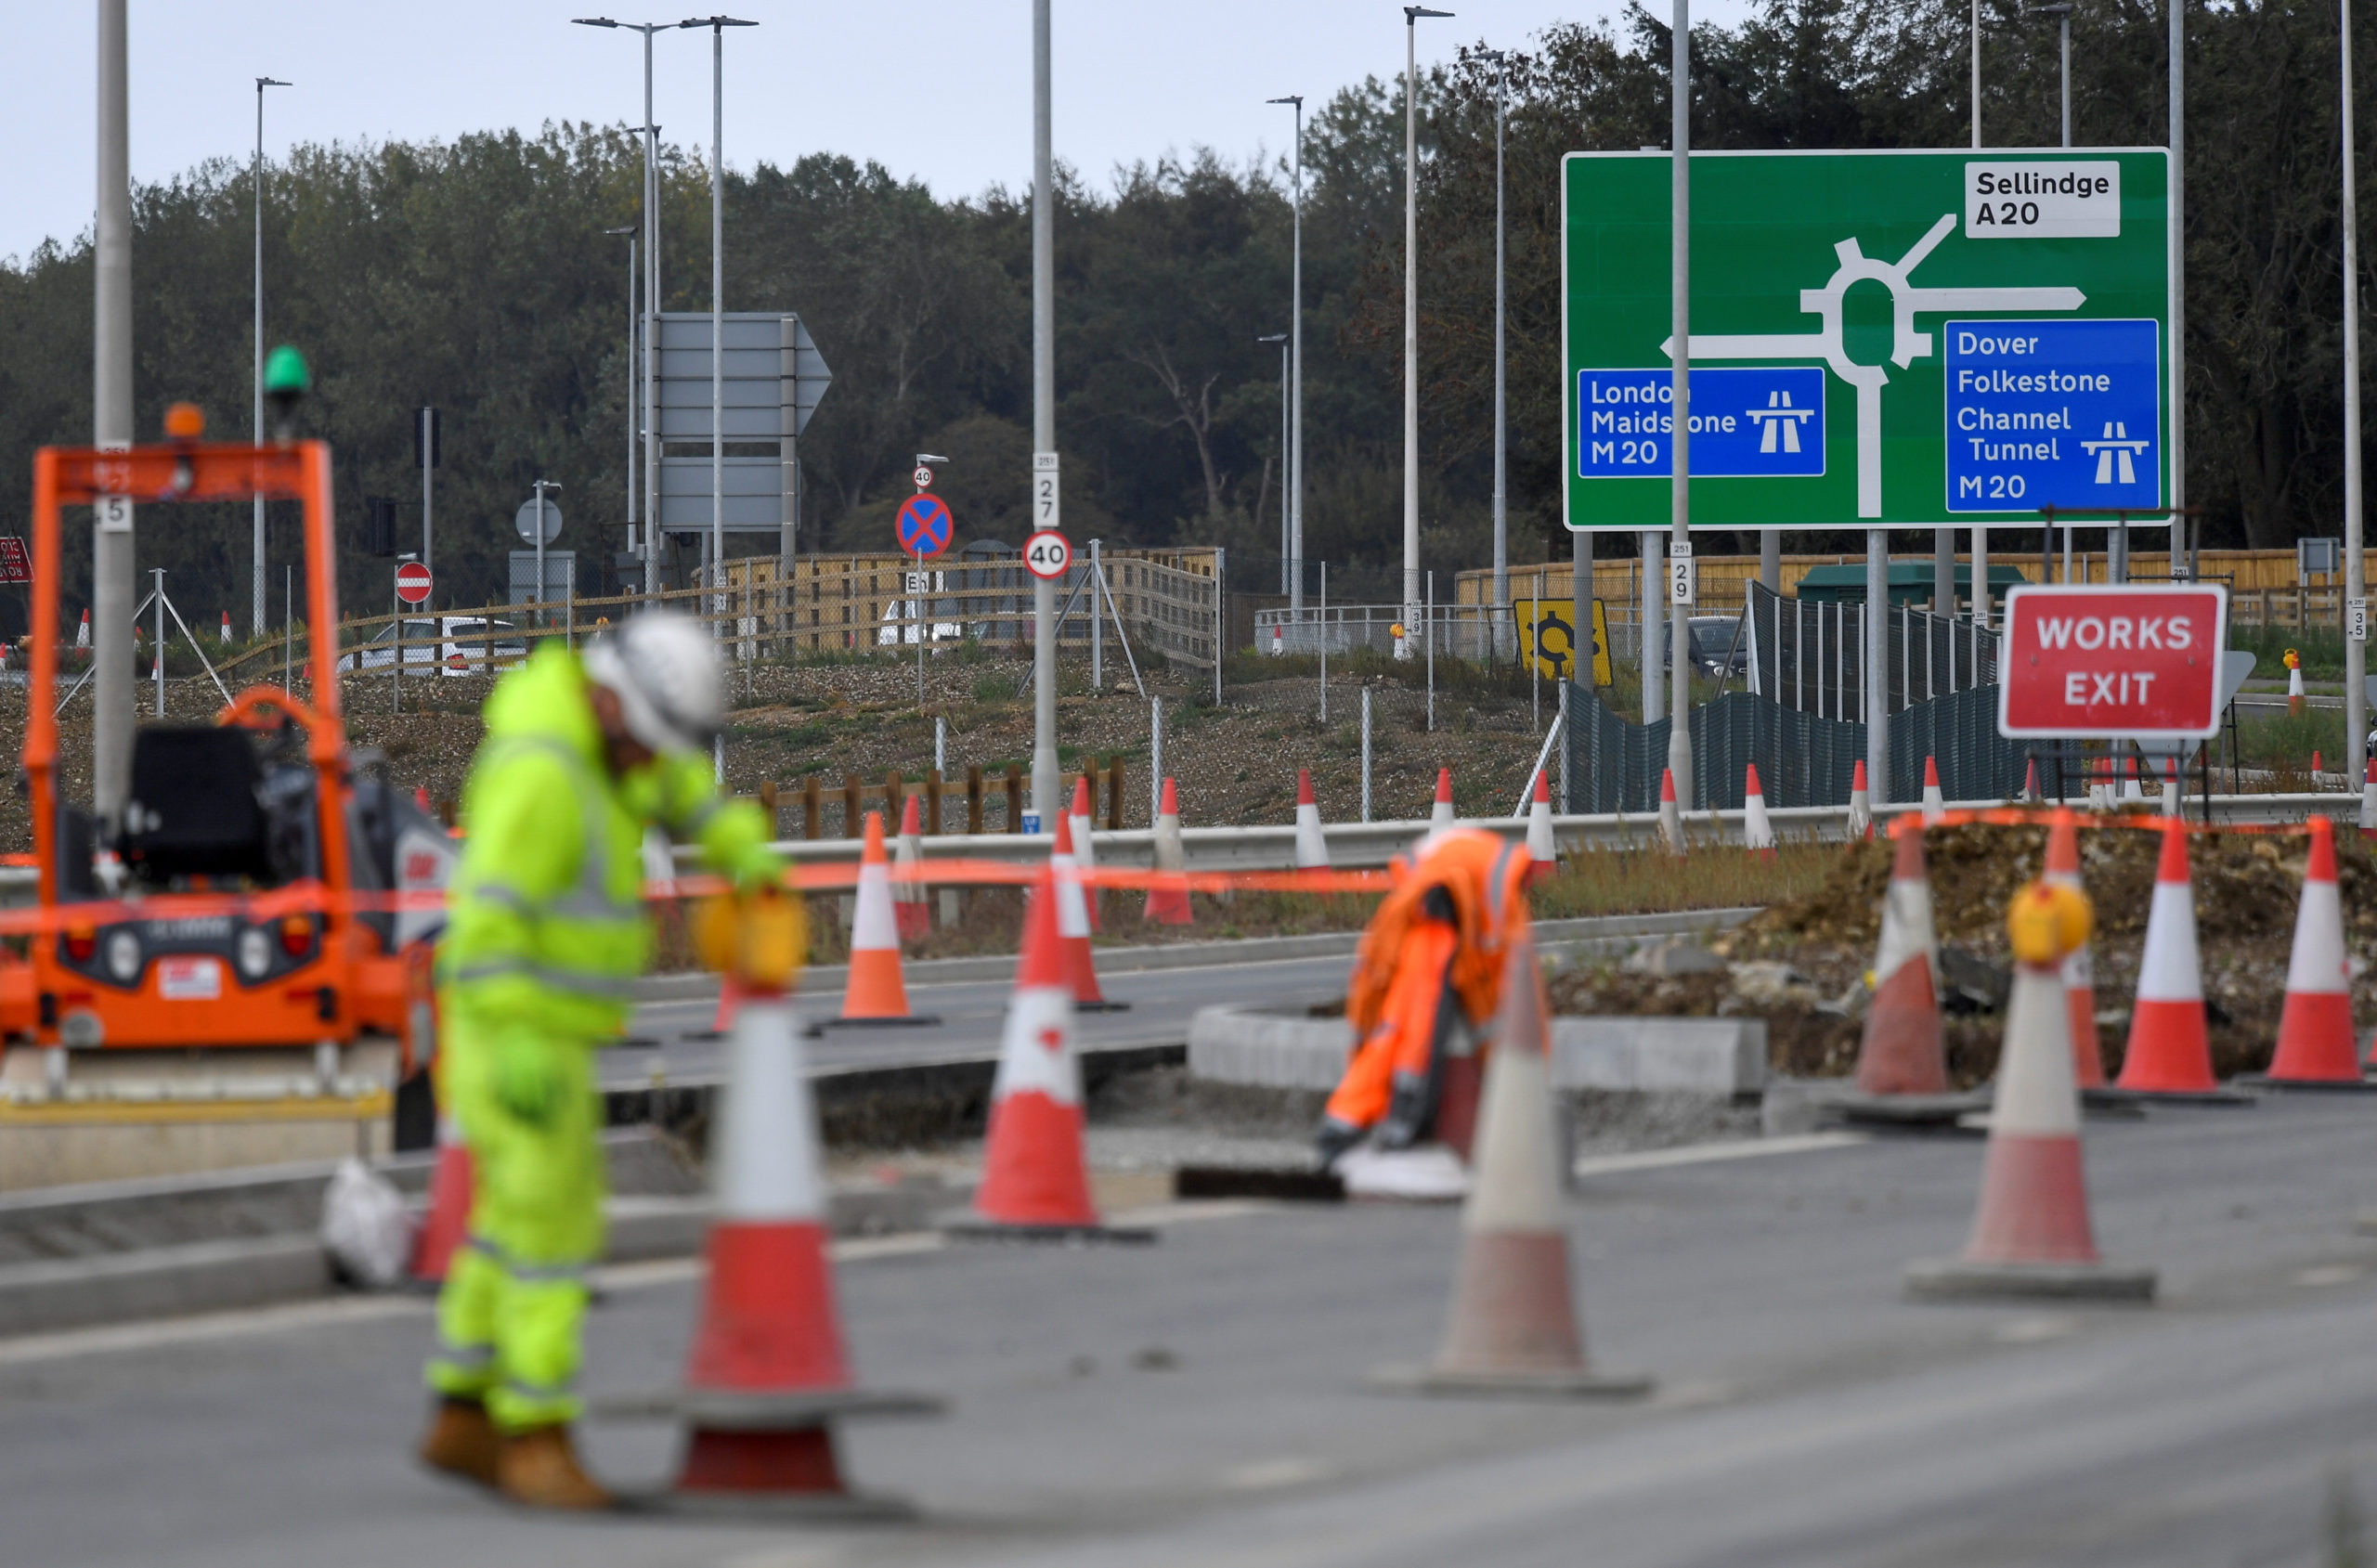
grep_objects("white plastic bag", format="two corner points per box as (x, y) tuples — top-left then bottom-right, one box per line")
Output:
(320, 1158), (416, 1289)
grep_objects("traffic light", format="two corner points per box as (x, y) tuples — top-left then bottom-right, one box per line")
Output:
(364, 497), (396, 557)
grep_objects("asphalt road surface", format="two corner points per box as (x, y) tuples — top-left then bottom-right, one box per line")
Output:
(6, 1095), (2375, 1565)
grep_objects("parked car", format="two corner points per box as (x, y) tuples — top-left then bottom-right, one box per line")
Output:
(338, 616), (528, 677)
(1657, 613), (1751, 680)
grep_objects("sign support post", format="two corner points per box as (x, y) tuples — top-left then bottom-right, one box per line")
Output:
(1666, 0), (1694, 811)
(2345, 0), (2368, 787)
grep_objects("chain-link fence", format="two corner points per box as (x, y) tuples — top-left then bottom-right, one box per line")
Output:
(1741, 581), (2003, 719)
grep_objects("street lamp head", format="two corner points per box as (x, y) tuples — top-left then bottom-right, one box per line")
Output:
(257, 77), (291, 90)
(679, 15), (757, 27)
(604, 225), (637, 236)
(1256, 332), (1287, 343)
(1266, 95), (1303, 107)
(2029, 3), (2072, 14)
(1405, 6), (1454, 21)
(916, 453), (951, 465)
(572, 16), (620, 25)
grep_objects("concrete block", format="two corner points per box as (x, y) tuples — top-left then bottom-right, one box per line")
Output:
(1187, 1008), (1350, 1093)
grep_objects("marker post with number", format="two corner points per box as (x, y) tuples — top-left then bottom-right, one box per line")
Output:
(1668, 538), (1697, 606)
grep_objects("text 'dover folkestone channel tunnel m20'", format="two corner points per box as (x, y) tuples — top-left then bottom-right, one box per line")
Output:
(1577, 368), (1825, 479)
(1943, 318), (2160, 514)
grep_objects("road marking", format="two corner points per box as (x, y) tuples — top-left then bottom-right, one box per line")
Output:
(1990, 1315), (2080, 1344)
(1573, 1132), (1868, 1179)
(1218, 1456), (1339, 1492)
(2293, 1263), (2365, 1289)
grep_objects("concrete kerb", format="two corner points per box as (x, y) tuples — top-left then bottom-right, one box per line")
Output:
(1188, 1010), (1768, 1099)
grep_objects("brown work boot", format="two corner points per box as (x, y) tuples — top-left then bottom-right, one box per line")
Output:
(416, 1397), (500, 1489)
(497, 1424), (614, 1511)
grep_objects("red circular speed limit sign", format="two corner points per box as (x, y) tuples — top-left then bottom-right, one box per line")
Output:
(395, 562), (433, 605)
(1023, 531), (1072, 580)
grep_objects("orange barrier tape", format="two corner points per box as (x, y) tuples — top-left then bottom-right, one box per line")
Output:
(1884, 804), (2336, 839)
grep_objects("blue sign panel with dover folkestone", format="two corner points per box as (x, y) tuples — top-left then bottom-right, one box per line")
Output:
(1576, 367), (1826, 479)
(1943, 317), (2160, 514)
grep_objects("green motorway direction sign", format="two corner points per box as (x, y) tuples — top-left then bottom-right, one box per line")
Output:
(1562, 149), (2171, 532)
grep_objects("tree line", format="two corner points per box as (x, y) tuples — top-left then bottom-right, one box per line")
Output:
(0, 0), (2370, 630)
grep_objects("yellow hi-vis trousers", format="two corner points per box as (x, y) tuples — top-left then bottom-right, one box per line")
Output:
(423, 1020), (604, 1433)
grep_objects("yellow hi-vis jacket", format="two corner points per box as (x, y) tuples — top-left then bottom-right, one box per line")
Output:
(436, 642), (775, 1041)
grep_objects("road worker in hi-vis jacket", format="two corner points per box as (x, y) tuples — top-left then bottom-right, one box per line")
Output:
(416, 613), (786, 1510)
(1315, 826), (1535, 1171)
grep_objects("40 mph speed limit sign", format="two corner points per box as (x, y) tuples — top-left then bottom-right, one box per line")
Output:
(1024, 531), (1072, 580)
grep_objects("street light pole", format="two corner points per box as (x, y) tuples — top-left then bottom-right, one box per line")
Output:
(608, 225), (638, 572)
(2345, 0), (2367, 784)
(1488, 49), (1510, 626)
(1268, 94), (1304, 615)
(1259, 333), (1288, 573)
(578, 19), (675, 602)
(1031, 0), (1059, 829)
(1669, 0), (1695, 812)
(253, 75), (290, 638)
(1403, 7), (1453, 662)
(94, 0), (135, 826)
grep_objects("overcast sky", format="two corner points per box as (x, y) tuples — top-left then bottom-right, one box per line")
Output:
(2, 1), (1763, 266)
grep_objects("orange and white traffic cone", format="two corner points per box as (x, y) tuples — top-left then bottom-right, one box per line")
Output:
(1854, 825), (1948, 1095)
(1143, 777), (1192, 926)
(822, 811), (938, 1029)
(1847, 758), (1872, 841)
(2315, 749), (2326, 782)
(219, 610), (232, 645)
(409, 1101), (471, 1287)
(1375, 927), (1651, 1396)
(1067, 776), (1100, 931)
(1921, 755), (1946, 825)
(1657, 766), (1684, 855)
(2042, 810), (2106, 1090)
(951, 864), (1151, 1243)
(1742, 763), (1776, 858)
(891, 795), (929, 943)
(2160, 756), (2180, 818)
(2114, 821), (2234, 1099)
(1293, 768), (1330, 872)
(1431, 767), (1456, 829)
(2123, 753), (2145, 802)
(1525, 771), (1556, 880)
(2022, 758), (2040, 803)
(1270, 622), (1284, 656)
(2289, 659), (2307, 715)
(2258, 817), (2375, 1088)
(649, 969), (940, 1507)
(74, 608), (88, 653)
(1906, 879), (2156, 1301)
(1052, 811), (1125, 1013)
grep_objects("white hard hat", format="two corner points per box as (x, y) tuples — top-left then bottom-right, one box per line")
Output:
(581, 612), (722, 755)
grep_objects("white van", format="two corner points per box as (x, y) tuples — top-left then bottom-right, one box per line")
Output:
(339, 616), (529, 677)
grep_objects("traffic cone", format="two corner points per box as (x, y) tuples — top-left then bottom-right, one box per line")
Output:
(1431, 768), (1456, 829)
(74, 608), (88, 652)
(2113, 821), (2226, 1096)
(1293, 768), (1330, 872)
(2123, 754), (2145, 802)
(1657, 767), (1684, 855)
(2360, 759), (2377, 839)
(646, 975), (939, 1507)
(2022, 758), (2040, 803)
(2289, 661), (2306, 715)
(821, 811), (938, 1028)
(891, 795), (929, 942)
(1144, 777), (1191, 926)
(1525, 771), (1556, 881)
(409, 1102), (471, 1286)
(219, 611), (231, 645)
(1847, 758), (1873, 841)
(1854, 825), (1948, 1095)
(1921, 755), (1945, 825)
(1270, 622), (1283, 656)
(1052, 811), (1125, 1012)
(2258, 817), (2373, 1087)
(1906, 880), (2156, 1302)
(2160, 757), (2180, 819)
(1375, 927), (1651, 1396)
(413, 786), (433, 813)
(951, 864), (1151, 1242)
(1742, 763), (1776, 857)
(2314, 749), (2326, 783)
(1067, 776), (1100, 931)
(2042, 811), (2106, 1090)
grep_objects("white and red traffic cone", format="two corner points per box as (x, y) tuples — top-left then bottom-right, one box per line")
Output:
(654, 970), (939, 1505)
(219, 611), (232, 646)
(1293, 768), (1330, 872)
(2114, 821), (2226, 1097)
(1847, 758), (1873, 841)
(2042, 810), (2106, 1090)
(2160, 756), (2180, 819)
(1854, 825), (1947, 1095)
(821, 811), (938, 1029)
(1657, 766), (1684, 856)
(1742, 763), (1776, 857)
(1144, 777), (1191, 926)
(2022, 758), (2040, 803)
(2314, 749), (2326, 783)
(1921, 755), (1946, 825)
(1270, 622), (1283, 656)
(1906, 881), (2156, 1302)
(1067, 775), (1100, 931)
(952, 863), (1151, 1242)
(2123, 753), (2145, 802)
(2289, 660), (2307, 715)
(74, 608), (88, 652)
(1525, 771), (1556, 881)
(2361, 758), (2377, 839)
(891, 794), (929, 943)
(1376, 926), (1651, 1396)
(409, 1100), (471, 1287)
(2259, 816), (2372, 1087)
(1052, 811), (1124, 1012)
(1431, 767), (1457, 829)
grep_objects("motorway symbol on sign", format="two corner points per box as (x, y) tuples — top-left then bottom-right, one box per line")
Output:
(1996, 584), (2228, 740)
(1944, 319), (2160, 512)
(1563, 149), (2170, 531)
(1024, 531), (1072, 581)
(896, 493), (953, 558)
(396, 562), (433, 604)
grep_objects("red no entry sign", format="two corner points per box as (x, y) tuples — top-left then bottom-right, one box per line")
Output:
(1997, 585), (2229, 739)
(396, 562), (434, 605)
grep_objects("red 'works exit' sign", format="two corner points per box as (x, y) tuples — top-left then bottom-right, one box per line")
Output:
(1997, 584), (2229, 739)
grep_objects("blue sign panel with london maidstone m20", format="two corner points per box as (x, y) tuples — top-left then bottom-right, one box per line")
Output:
(1944, 318), (2159, 513)
(1577, 368), (1826, 479)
